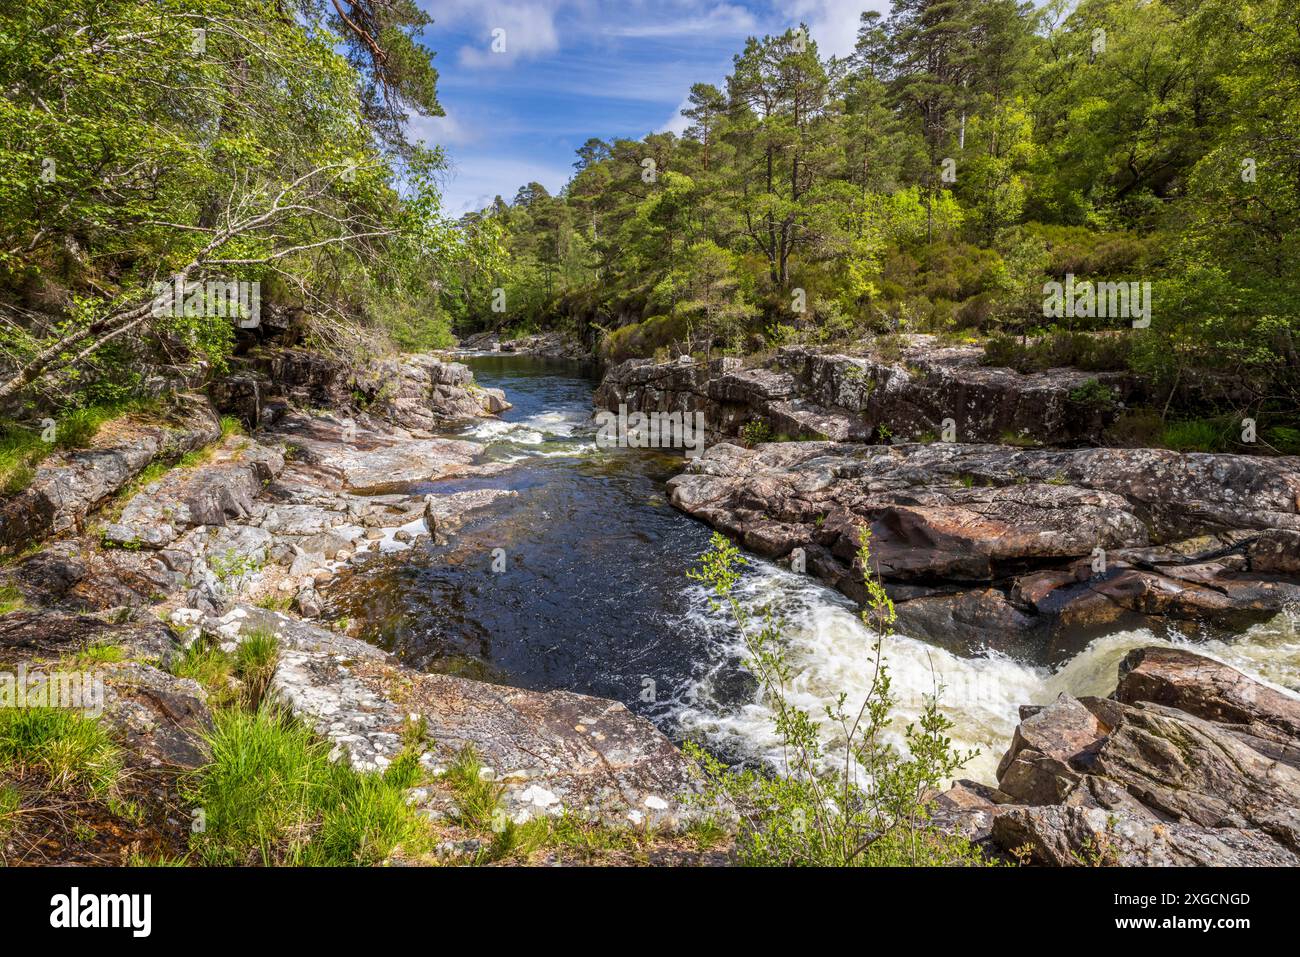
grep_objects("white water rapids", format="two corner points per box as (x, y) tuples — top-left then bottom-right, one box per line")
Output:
(448, 355), (1300, 785)
(673, 560), (1300, 784)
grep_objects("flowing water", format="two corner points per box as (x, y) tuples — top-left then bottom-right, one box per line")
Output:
(329, 354), (1300, 784)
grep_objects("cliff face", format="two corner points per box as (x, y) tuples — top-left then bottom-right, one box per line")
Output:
(596, 338), (1137, 446)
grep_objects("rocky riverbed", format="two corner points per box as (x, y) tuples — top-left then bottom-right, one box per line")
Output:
(3, 338), (1298, 867)
(1, 352), (703, 863)
(596, 338), (1300, 865)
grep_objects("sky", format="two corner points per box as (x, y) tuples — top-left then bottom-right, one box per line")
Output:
(409, 0), (889, 216)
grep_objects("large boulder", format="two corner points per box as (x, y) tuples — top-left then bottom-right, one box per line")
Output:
(668, 440), (1300, 648)
(978, 648), (1300, 866)
(365, 354), (511, 428)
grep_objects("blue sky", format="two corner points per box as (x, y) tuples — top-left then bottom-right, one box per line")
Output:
(410, 1), (888, 215)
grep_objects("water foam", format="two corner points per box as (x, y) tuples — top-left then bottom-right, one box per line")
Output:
(674, 560), (1300, 784)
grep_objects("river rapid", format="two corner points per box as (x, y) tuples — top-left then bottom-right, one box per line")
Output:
(328, 354), (1300, 783)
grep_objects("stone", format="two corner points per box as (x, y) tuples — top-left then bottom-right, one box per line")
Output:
(992, 805), (1299, 866)
(983, 647), (1300, 866)
(667, 440), (1300, 647)
(1116, 646), (1300, 738)
(0, 400), (221, 555)
(995, 693), (1107, 804)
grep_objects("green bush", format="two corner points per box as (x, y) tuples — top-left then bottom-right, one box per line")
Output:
(740, 418), (773, 446)
(682, 531), (990, 867)
(1068, 378), (1117, 407)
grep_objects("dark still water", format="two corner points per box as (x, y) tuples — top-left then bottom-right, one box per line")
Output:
(325, 354), (1300, 783)
(325, 354), (748, 735)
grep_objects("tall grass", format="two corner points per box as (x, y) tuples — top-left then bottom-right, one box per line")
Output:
(234, 629), (280, 710)
(187, 706), (425, 866)
(0, 708), (121, 794)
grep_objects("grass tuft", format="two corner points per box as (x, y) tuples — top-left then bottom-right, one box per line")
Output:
(234, 629), (280, 710)
(187, 705), (426, 866)
(0, 708), (121, 794)
(441, 745), (504, 831)
(0, 583), (25, 614)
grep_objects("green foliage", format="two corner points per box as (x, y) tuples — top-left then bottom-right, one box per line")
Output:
(171, 641), (238, 709)
(0, 0), (474, 401)
(0, 400), (150, 495)
(68, 641), (127, 667)
(1162, 418), (1229, 453)
(683, 531), (989, 866)
(740, 418), (774, 446)
(0, 707), (121, 795)
(0, 782), (19, 835)
(983, 330), (1131, 373)
(207, 548), (263, 587)
(187, 705), (425, 866)
(1068, 378), (1117, 407)
(0, 583), (24, 614)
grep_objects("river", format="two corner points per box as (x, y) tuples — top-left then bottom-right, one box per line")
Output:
(328, 354), (1300, 783)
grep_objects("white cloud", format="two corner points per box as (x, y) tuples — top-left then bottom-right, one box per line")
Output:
(790, 0), (889, 59)
(440, 1), (565, 67)
(603, 3), (756, 38)
(406, 111), (479, 148)
(439, 154), (574, 216)
(656, 95), (693, 135)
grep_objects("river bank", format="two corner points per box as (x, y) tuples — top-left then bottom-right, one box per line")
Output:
(3, 346), (1299, 866)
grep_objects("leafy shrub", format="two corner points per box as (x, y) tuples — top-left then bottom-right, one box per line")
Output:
(740, 418), (773, 445)
(1068, 378), (1117, 407)
(682, 531), (989, 866)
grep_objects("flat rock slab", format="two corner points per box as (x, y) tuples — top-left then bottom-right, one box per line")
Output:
(1117, 646), (1300, 738)
(207, 606), (704, 829)
(669, 440), (1300, 648)
(265, 413), (484, 492)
